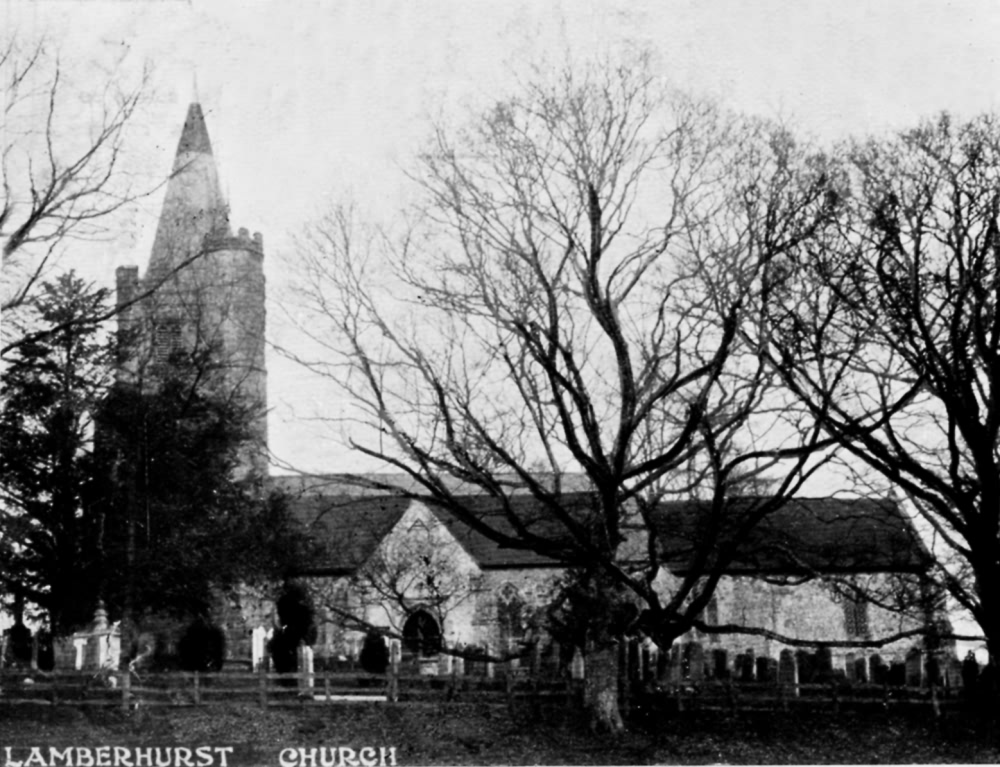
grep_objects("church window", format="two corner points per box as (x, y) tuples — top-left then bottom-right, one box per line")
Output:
(843, 597), (870, 639)
(402, 609), (442, 657)
(152, 319), (182, 363)
(497, 583), (525, 653)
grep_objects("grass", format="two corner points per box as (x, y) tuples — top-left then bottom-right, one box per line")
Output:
(0, 701), (997, 765)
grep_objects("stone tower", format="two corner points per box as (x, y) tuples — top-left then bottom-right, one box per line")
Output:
(116, 103), (268, 478)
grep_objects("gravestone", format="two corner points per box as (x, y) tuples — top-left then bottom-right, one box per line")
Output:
(796, 650), (815, 683)
(778, 649), (797, 686)
(755, 656), (769, 683)
(669, 644), (683, 685)
(688, 642), (705, 681)
(854, 656), (868, 683)
(712, 648), (729, 680)
(816, 647), (833, 680)
(888, 661), (906, 686)
(869, 653), (886, 684)
(905, 648), (923, 687)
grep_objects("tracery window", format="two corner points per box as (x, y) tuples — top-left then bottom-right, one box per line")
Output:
(496, 583), (525, 652)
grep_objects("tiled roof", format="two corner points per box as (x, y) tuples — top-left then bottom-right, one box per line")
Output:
(652, 496), (929, 575)
(270, 472), (593, 497)
(279, 482), (929, 577)
(288, 495), (412, 576)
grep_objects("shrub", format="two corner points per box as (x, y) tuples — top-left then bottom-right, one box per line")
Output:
(177, 618), (226, 672)
(359, 631), (389, 674)
(276, 581), (317, 646)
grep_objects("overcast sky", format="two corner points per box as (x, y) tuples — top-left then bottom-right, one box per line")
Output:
(6, 0), (1000, 475)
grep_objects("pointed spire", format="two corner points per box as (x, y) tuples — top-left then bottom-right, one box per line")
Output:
(146, 103), (229, 280)
(176, 102), (213, 158)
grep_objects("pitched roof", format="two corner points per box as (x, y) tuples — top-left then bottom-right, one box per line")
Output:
(288, 495), (412, 576)
(281, 485), (929, 577)
(653, 496), (929, 575)
(286, 492), (597, 574)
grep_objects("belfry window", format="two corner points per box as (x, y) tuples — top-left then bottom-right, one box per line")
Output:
(152, 319), (182, 363)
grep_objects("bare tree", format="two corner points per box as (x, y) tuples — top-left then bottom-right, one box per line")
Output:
(286, 55), (838, 730)
(1, 36), (149, 355)
(746, 113), (999, 671)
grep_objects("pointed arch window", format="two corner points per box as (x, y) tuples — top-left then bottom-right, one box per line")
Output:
(497, 583), (526, 653)
(402, 609), (442, 657)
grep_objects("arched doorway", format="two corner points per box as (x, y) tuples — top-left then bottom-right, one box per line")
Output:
(402, 610), (442, 657)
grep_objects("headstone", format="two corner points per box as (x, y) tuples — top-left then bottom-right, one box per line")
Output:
(628, 639), (641, 682)
(869, 653), (886, 684)
(298, 646), (314, 691)
(251, 626), (269, 671)
(689, 642), (705, 682)
(656, 645), (668, 681)
(961, 652), (979, 690)
(755, 656), (770, 683)
(778, 649), (797, 686)
(570, 647), (585, 680)
(669, 644), (683, 684)
(854, 656), (868, 683)
(73, 638), (87, 671)
(925, 653), (941, 686)
(888, 660), (906, 686)
(816, 647), (833, 680)
(741, 649), (755, 682)
(796, 650), (814, 683)
(713, 648), (729, 680)
(439, 652), (452, 675)
(905, 647), (923, 687)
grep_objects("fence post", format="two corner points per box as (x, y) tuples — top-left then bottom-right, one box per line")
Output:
(193, 671), (201, 706)
(387, 640), (400, 703)
(726, 680), (738, 716)
(121, 669), (131, 712)
(258, 666), (268, 709)
(505, 664), (515, 716)
(324, 674), (330, 705)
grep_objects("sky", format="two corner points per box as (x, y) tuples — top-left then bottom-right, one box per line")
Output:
(5, 0), (1000, 476)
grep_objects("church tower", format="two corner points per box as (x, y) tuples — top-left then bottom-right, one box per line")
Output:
(116, 103), (268, 477)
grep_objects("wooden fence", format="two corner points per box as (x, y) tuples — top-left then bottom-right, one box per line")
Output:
(0, 666), (579, 711)
(0, 664), (975, 718)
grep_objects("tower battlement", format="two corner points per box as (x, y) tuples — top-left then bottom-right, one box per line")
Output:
(202, 227), (264, 258)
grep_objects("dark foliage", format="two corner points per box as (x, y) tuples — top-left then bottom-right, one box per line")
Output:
(359, 631), (389, 674)
(268, 581), (317, 675)
(177, 618), (226, 672)
(268, 627), (299, 675)
(0, 273), (113, 634)
(275, 581), (317, 647)
(90, 359), (311, 624)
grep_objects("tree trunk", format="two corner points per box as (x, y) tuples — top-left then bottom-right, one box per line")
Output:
(584, 643), (625, 734)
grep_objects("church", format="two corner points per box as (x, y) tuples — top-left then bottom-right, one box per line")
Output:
(97, 102), (946, 684)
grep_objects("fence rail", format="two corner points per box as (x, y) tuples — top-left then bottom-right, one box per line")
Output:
(0, 666), (975, 716)
(0, 667), (580, 710)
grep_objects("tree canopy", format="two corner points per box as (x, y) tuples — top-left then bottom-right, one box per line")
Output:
(747, 112), (1000, 666)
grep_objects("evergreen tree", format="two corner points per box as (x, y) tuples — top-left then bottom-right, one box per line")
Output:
(91, 355), (308, 625)
(0, 273), (113, 633)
